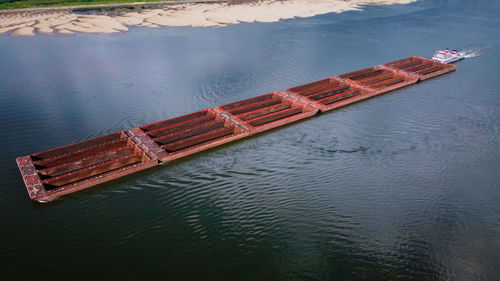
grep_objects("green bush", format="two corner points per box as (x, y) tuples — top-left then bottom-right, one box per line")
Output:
(0, 0), (173, 10)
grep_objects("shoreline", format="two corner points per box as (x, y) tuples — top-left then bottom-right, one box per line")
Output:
(0, 0), (417, 37)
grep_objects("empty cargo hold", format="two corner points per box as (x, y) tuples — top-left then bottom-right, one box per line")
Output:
(218, 92), (318, 134)
(383, 56), (456, 80)
(136, 109), (251, 162)
(286, 77), (373, 112)
(17, 132), (158, 202)
(337, 66), (418, 93)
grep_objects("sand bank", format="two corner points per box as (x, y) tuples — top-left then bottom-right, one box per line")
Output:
(0, 0), (417, 37)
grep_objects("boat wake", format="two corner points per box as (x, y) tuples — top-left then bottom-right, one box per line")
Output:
(459, 45), (487, 58)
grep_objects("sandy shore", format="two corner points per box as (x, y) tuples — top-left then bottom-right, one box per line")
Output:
(0, 0), (417, 37)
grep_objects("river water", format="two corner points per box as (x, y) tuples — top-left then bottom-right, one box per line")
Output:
(1, 0), (499, 280)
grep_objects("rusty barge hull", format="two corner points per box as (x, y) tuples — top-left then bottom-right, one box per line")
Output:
(16, 56), (456, 202)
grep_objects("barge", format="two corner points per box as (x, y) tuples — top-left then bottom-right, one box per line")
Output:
(16, 56), (456, 202)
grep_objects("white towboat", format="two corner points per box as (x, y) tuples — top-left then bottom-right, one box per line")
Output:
(432, 49), (465, 63)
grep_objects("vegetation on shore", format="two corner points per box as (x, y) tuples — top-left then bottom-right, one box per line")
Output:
(0, 0), (180, 10)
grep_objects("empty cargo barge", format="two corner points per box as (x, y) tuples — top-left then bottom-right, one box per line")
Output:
(16, 56), (457, 202)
